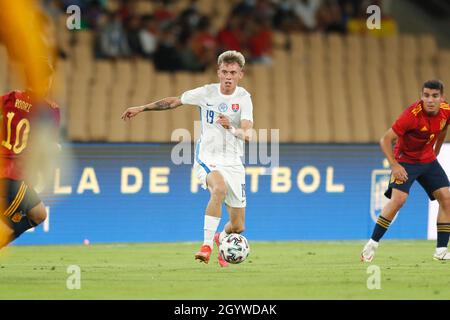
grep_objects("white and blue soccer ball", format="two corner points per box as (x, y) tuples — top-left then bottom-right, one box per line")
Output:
(219, 233), (250, 264)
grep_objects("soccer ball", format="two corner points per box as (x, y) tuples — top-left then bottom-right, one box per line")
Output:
(219, 233), (250, 264)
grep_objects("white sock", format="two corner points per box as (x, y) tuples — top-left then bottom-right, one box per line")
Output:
(436, 247), (447, 254)
(219, 230), (229, 243)
(204, 215), (221, 249)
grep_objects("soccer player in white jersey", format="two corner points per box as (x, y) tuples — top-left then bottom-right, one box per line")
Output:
(121, 51), (254, 267)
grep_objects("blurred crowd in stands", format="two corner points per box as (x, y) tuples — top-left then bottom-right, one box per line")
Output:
(42, 0), (394, 71)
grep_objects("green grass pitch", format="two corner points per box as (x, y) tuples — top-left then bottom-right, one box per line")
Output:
(0, 240), (449, 299)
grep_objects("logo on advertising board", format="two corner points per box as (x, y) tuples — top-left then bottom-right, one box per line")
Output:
(370, 160), (397, 224)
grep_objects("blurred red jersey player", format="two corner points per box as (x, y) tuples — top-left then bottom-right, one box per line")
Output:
(0, 61), (60, 249)
(391, 98), (450, 164)
(361, 80), (450, 262)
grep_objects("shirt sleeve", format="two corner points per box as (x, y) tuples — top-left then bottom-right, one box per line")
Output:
(444, 104), (450, 126)
(180, 86), (206, 107)
(1, 91), (13, 108)
(392, 108), (414, 136)
(240, 95), (253, 122)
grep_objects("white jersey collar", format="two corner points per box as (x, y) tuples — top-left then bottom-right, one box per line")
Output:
(216, 83), (239, 99)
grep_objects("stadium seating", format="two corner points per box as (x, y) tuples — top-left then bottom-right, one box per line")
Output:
(0, 29), (447, 143)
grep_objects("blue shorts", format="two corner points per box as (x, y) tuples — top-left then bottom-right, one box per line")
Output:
(385, 160), (450, 201)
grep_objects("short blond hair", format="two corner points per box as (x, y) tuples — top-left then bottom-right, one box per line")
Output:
(217, 50), (245, 69)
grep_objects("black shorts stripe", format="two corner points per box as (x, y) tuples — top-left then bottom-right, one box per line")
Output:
(3, 182), (27, 217)
(1, 179), (40, 218)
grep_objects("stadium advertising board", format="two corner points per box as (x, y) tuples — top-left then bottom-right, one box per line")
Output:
(15, 143), (432, 245)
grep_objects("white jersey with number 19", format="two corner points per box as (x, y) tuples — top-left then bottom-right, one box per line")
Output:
(181, 83), (253, 167)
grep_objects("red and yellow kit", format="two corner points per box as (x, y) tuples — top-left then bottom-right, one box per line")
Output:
(0, 90), (60, 180)
(392, 101), (450, 164)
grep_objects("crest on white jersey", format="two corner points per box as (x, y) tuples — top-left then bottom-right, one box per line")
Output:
(218, 103), (228, 112)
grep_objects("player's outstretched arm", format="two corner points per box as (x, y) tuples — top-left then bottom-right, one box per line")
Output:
(380, 128), (408, 182)
(121, 96), (182, 121)
(380, 128), (398, 166)
(434, 124), (448, 156)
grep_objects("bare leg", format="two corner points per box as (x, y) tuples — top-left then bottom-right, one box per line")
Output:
(361, 189), (408, 262)
(432, 187), (450, 254)
(220, 205), (245, 243)
(205, 171), (227, 219)
(26, 202), (47, 225)
(433, 187), (450, 223)
(0, 218), (14, 249)
(0, 202), (46, 249)
(195, 171), (228, 263)
(224, 205), (245, 234)
(379, 189), (408, 221)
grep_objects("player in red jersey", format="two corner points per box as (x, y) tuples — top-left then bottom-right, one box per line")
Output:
(0, 62), (60, 249)
(361, 80), (450, 261)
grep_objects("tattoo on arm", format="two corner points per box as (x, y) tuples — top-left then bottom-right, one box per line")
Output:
(154, 101), (172, 110)
(143, 99), (178, 111)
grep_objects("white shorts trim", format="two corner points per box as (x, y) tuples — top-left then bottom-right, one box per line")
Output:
(194, 162), (246, 208)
